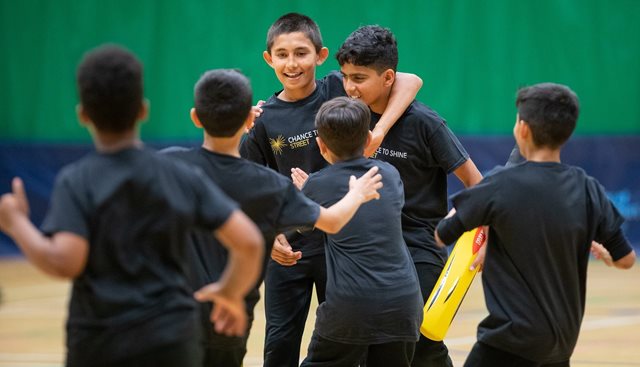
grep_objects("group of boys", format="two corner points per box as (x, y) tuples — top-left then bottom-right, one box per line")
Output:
(0, 11), (636, 367)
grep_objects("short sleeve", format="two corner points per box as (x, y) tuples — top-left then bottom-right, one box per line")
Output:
(40, 171), (89, 239)
(275, 182), (321, 232)
(450, 175), (497, 230)
(588, 178), (631, 259)
(426, 121), (469, 174)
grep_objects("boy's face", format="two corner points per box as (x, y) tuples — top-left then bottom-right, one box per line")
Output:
(263, 32), (328, 100)
(340, 63), (393, 114)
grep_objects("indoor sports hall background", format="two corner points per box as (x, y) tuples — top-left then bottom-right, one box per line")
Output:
(1, 0), (639, 254)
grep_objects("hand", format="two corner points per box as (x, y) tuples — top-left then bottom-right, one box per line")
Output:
(0, 178), (30, 233)
(470, 226), (489, 272)
(245, 100), (265, 133)
(194, 282), (248, 336)
(590, 241), (613, 266)
(290, 168), (309, 190)
(364, 129), (384, 158)
(349, 166), (383, 203)
(270, 234), (302, 266)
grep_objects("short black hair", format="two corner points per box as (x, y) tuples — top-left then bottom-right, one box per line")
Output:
(76, 44), (143, 133)
(266, 13), (323, 53)
(194, 69), (252, 137)
(336, 25), (398, 73)
(516, 83), (580, 148)
(315, 97), (370, 160)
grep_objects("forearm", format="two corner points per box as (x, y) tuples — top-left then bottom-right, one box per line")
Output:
(6, 216), (75, 278)
(374, 72), (422, 135)
(316, 190), (363, 234)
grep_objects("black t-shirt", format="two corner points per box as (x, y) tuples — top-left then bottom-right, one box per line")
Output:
(163, 147), (321, 333)
(240, 71), (345, 257)
(40, 147), (237, 365)
(438, 161), (633, 363)
(302, 157), (423, 344)
(370, 101), (469, 265)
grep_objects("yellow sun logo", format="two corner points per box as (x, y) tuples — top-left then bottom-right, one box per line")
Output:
(269, 135), (287, 155)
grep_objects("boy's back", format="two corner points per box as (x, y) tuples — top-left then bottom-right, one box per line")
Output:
(41, 147), (238, 366)
(302, 157), (422, 344)
(446, 160), (630, 363)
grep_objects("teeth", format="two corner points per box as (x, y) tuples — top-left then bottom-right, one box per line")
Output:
(284, 72), (302, 78)
(350, 95), (360, 99)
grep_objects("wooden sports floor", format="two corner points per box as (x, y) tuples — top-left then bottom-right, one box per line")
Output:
(0, 257), (638, 367)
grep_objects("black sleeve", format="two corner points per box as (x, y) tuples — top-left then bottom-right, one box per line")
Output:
(449, 175), (498, 230)
(274, 182), (321, 233)
(588, 178), (634, 260)
(40, 170), (89, 239)
(240, 124), (268, 165)
(427, 121), (470, 174)
(436, 215), (466, 245)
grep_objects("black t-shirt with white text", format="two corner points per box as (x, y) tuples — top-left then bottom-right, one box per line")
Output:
(370, 101), (469, 265)
(41, 147), (237, 366)
(240, 71), (345, 257)
(438, 161), (633, 363)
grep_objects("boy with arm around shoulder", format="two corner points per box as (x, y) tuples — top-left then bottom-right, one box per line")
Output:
(435, 82), (636, 367)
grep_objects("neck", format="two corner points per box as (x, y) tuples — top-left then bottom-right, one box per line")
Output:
(521, 145), (561, 163)
(93, 129), (142, 153)
(201, 133), (241, 157)
(278, 81), (317, 102)
(369, 90), (391, 115)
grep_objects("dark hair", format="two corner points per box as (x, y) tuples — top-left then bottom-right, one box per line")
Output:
(336, 25), (398, 73)
(315, 97), (370, 159)
(266, 13), (323, 53)
(516, 83), (580, 148)
(76, 44), (143, 133)
(194, 69), (253, 137)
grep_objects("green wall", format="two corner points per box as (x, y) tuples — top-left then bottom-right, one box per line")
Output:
(1, 0), (639, 141)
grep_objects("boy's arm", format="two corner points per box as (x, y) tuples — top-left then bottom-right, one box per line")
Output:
(365, 72), (423, 157)
(0, 178), (88, 278)
(453, 159), (483, 188)
(313, 166), (382, 234)
(194, 209), (264, 336)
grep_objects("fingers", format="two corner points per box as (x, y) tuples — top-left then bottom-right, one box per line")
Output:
(12, 177), (29, 216)
(270, 235), (302, 266)
(290, 168), (308, 190)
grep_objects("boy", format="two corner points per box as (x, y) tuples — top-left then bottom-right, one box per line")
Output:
(334, 25), (483, 367)
(298, 97), (423, 367)
(164, 69), (383, 367)
(240, 13), (422, 367)
(0, 45), (264, 367)
(435, 82), (636, 366)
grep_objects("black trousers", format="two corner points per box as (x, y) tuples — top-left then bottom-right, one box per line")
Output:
(79, 340), (202, 367)
(412, 262), (454, 367)
(263, 254), (327, 367)
(301, 332), (416, 367)
(465, 342), (570, 367)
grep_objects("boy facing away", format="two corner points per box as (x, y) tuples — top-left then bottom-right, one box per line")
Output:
(299, 97), (423, 367)
(164, 69), (383, 367)
(0, 46), (264, 367)
(240, 13), (422, 367)
(327, 25), (483, 367)
(435, 83), (636, 366)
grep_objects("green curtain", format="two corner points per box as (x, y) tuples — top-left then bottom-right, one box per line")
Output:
(1, 0), (638, 141)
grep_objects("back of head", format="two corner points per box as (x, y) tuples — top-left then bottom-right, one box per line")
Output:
(336, 25), (398, 73)
(516, 83), (580, 148)
(266, 12), (323, 53)
(194, 69), (253, 137)
(315, 97), (371, 159)
(76, 44), (143, 133)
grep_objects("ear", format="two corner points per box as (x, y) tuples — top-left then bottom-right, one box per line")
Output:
(137, 99), (149, 122)
(316, 136), (328, 155)
(382, 69), (395, 87)
(316, 47), (329, 65)
(190, 108), (203, 128)
(76, 104), (91, 126)
(263, 50), (274, 68)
